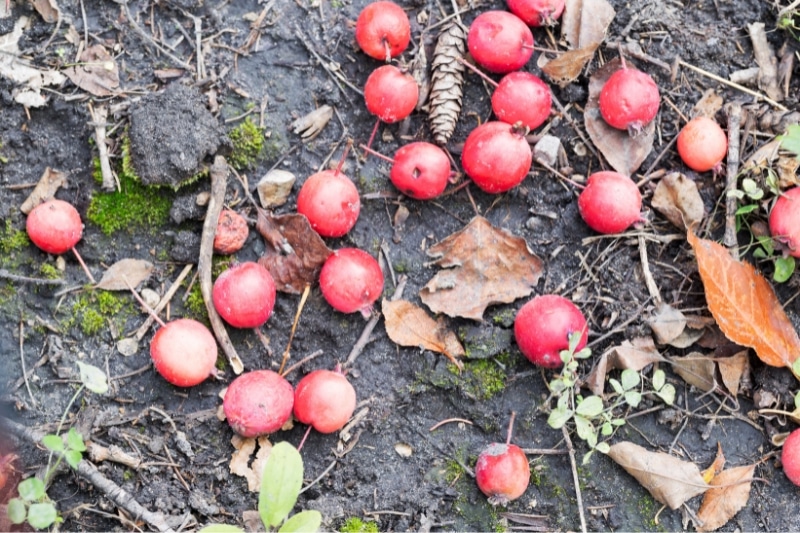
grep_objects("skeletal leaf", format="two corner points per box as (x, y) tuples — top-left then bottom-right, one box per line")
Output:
(383, 298), (465, 368)
(687, 230), (800, 377)
(697, 464), (756, 532)
(95, 259), (154, 291)
(428, 21), (467, 146)
(420, 216), (544, 321)
(62, 44), (119, 97)
(608, 441), (710, 510)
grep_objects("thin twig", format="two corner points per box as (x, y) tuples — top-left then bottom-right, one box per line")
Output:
(0, 269), (66, 285)
(117, 1), (195, 72)
(89, 103), (117, 191)
(279, 283), (312, 375)
(638, 235), (662, 303)
(198, 156), (243, 374)
(19, 321), (37, 408)
(280, 349), (324, 379)
(723, 103), (743, 258)
(132, 264), (194, 341)
(561, 426), (587, 533)
(299, 459), (337, 495)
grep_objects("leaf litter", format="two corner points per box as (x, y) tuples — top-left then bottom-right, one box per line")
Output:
(382, 299), (465, 368)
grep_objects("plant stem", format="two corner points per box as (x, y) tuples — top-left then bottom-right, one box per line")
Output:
(45, 384), (85, 483)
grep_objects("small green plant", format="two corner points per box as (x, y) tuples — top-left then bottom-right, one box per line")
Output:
(200, 441), (321, 532)
(228, 117), (265, 170)
(340, 517), (379, 533)
(7, 362), (108, 529)
(545, 332), (676, 464)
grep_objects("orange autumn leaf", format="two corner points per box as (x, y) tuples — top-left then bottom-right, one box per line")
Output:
(696, 463), (757, 532)
(687, 230), (800, 377)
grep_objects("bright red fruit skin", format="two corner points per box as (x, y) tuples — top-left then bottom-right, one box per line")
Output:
(598, 68), (660, 132)
(390, 142), (450, 200)
(320, 248), (384, 315)
(461, 121), (533, 193)
(212, 262), (277, 328)
(514, 295), (588, 368)
(296, 170), (361, 238)
(213, 209), (249, 254)
(364, 65), (419, 123)
(782, 428), (800, 486)
(467, 11), (534, 73)
(223, 370), (294, 438)
(676, 116), (727, 172)
(578, 171), (642, 234)
(355, 1), (410, 61)
(150, 319), (218, 387)
(475, 443), (531, 505)
(492, 72), (552, 130)
(769, 187), (800, 258)
(26, 199), (83, 255)
(293, 369), (357, 434)
(506, 0), (565, 27)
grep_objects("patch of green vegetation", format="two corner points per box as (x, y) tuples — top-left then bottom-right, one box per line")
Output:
(443, 459), (465, 484)
(0, 219), (29, 255)
(88, 139), (173, 235)
(228, 117), (265, 170)
(491, 308), (516, 327)
(450, 474), (505, 532)
(452, 358), (507, 400)
(67, 290), (133, 337)
(635, 493), (665, 530)
(38, 263), (63, 280)
(122, 469), (134, 482)
(340, 517), (379, 533)
(183, 256), (232, 321)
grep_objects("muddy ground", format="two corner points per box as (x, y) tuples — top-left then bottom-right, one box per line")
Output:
(1, 0), (800, 531)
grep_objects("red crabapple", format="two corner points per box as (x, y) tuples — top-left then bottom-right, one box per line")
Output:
(293, 368), (357, 434)
(676, 116), (727, 173)
(223, 370), (295, 438)
(355, 1), (411, 62)
(475, 442), (530, 505)
(212, 262), (277, 328)
(506, 0), (565, 27)
(782, 427), (800, 486)
(578, 171), (643, 234)
(296, 169), (361, 238)
(213, 209), (249, 254)
(598, 67), (660, 134)
(467, 11), (534, 73)
(461, 121), (533, 194)
(514, 294), (588, 368)
(319, 248), (384, 317)
(492, 71), (552, 130)
(769, 187), (800, 258)
(150, 318), (218, 387)
(364, 64), (419, 124)
(26, 198), (95, 282)
(390, 142), (451, 200)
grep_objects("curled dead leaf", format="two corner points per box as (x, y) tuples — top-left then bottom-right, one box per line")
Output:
(383, 299), (465, 368)
(607, 441), (710, 510)
(651, 172), (705, 230)
(669, 353), (717, 393)
(687, 230), (800, 378)
(229, 435), (272, 492)
(62, 44), (119, 97)
(420, 216), (543, 321)
(585, 336), (665, 396)
(95, 259), (154, 291)
(697, 464), (756, 532)
(20, 168), (67, 214)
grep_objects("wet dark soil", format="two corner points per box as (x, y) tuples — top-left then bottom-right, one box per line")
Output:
(2, 0), (800, 532)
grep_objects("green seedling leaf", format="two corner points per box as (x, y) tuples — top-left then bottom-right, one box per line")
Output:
(574, 415), (596, 444)
(582, 450), (594, 465)
(774, 257), (795, 283)
(64, 450), (83, 469)
(560, 349), (572, 365)
(741, 178), (763, 200)
(735, 204), (759, 215)
(575, 347), (592, 360)
(26, 502), (58, 530)
(753, 248), (768, 259)
(549, 379), (566, 393)
(609, 378), (623, 395)
(18, 477), (46, 502)
(547, 406), (573, 429)
(757, 236), (775, 255)
(595, 442), (611, 454)
(726, 189), (745, 199)
(652, 369), (666, 391)
(197, 525), (245, 532)
(620, 369), (640, 391)
(76, 361), (109, 394)
(575, 395), (604, 418)
(611, 418), (626, 427)
(624, 391), (642, 407)
(601, 422), (613, 436)
(278, 510), (322, 533)
(7, 498), (27, 524)
(259, 441), (304, 529)
(41, 434), (64, 453)
(779, 123), (800, 157)
(66, 428), (86, 452)
(656, 384), (676, 405)
(567, 330), (582, 353)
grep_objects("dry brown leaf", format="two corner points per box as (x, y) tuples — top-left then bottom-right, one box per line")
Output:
(669, 353), (717, 393)
(691, 89), (724, 119)
(229, 435), (272, 492)
(420, 216), (544, 321)
(702, 444), (726, 484)
(651, 172), (705, 230)
(584, 58), (655, 176)
(608, 441), (710, 510)
(697, 464), (756, 532)
(256, 210), (332, 294)
(62, 44), (119, 97)
(383, 299), (465, 368)
(717, 350), (748, 396)
(585, 336), (665, 396)
(30, 0), (59, 23)
(19, 167), (67, 214)
(561, 0), (616, 49)
(94, 259), (154, 291)
(647, 302), (687, 345)
(541, 45), (598, 88)
(687, 230), (800, 377)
